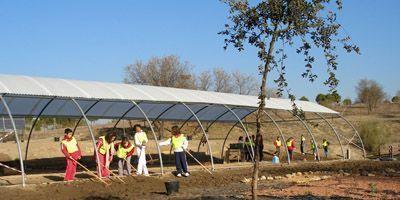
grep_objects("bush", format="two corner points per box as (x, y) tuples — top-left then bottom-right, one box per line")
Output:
(342, 98), (352, 106)
(392, 96), (400, 103)
(299, 96), (309, 101)
(358, 120), (390, 153)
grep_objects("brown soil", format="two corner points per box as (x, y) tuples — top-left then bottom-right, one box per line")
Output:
(0, 160), (399, 200)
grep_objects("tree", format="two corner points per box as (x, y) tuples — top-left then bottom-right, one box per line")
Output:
(232, 71), (258, 95)
(356, 79), (386, 113)
(299, 96), (309, 101)
(124, 55), (196, 89)
(315, 93), (326, 104)
(342, 98), (352, 106)
(315, 93), (341, 106)
(213, 67), (233, 93)
(392, 96), (400, 103)
(393, 90), (400, 103)
(220, 0), (359, 198)
(359, 120), (390, 153)
(197, 71), (213, 91)
(266, 88), (280, 98)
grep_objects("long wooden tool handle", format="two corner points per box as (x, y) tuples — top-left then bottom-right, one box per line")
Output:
(99, 162), (126, 183)
(184, 150), (212, 175)
(70, 158), (109, 186)
(123, 158), (137, 174)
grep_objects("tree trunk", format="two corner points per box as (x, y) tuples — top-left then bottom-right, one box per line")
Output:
(252, 31), (278, 200)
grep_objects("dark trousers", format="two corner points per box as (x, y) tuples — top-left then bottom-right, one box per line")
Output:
(300, 142), (304, 154)
(174, 151), (188, 174)
(288, 149), (293, 161)
(258, 147), (264, 161)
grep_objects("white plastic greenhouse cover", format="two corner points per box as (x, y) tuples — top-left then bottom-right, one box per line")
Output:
(0, 74), (337, 122)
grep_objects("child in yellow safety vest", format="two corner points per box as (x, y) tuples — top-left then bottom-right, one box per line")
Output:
(134, 124), (149, 176)
(286, 137), (295, 161)
(322, 138), (330, 158)
(300, 135), (306, 155)
(310, 139), (318, 160)
(60, 128), (82, 181)
(114, 136), (135, 176)
(159, 125), (189, 177)
(96, 132), (117, 177)
(274, 137), (282, 157)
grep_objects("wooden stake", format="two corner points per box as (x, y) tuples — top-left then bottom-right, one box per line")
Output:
(99, 162), (126, 183)
(122, 157), (137, 175)
(70, 158), (109, 186)
(184, 149), (212, 175)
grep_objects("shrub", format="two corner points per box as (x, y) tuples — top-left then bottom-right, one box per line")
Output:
(299, 96), (309, 101)
(358, 121), (390, 153)
(392, 96), (400, 103)
(342, 98), (352, 106)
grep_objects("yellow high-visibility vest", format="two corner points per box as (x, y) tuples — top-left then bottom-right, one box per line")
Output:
(322, 141), (328, 147)
(286, 140), (292, 147)
(99, 136), (113, 155)
(61, 137), (79, 153)
(171, 134), (185, 151)
(275, 140), (282, 147)
(301, 136), (305, 141)
(116, 144), (135, 159)
(136, 132), (148, 144)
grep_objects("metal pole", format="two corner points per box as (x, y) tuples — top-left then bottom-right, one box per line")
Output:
(263, 110), (290, 164)
(223, 105), (255, 161)
(25, 97), (56, 161)
(336, 114), (366, 159)
(179, 105), (210, 130)
(151, 103), (178, 126)
(71, 99), (102, 177)
(220, 109), (256, 161)
(314, 112), (345, 159)
(181, 102), (214, 171)
(0, 95), (26, 186)
(130, 100), (164, 175)
(112, 103), (137, 128)
(72, 99), (102, 135)
(286, 110), (320, 161)
(197, 109), (232, 152)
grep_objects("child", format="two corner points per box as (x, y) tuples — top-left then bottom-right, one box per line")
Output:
(134, 124), (149, 176)
(322, 138), (329, 158)
(286, 137), (295, 161)
(300, 135), (306, 155)
(274, 137), (282, 157)
(159, 126), (189, 177)
(96, 132), (117, 177)
(114, 136), (135, 176)
(311, 139), (318, 160)
(60, 128), (82, 181)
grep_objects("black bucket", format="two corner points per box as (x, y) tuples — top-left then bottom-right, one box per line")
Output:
(165, 180), (179, 195)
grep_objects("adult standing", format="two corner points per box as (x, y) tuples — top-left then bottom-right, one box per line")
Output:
(255, 134), (264, 161)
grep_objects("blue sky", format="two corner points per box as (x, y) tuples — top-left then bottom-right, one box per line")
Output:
(0, 0), (399, 101)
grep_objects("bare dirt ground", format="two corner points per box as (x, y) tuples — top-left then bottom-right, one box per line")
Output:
(0, 160), (399, 200)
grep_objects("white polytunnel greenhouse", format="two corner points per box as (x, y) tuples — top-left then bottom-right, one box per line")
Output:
(0, 74), (365, 186)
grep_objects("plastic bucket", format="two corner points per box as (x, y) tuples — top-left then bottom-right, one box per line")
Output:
(165, 180), (179, 195)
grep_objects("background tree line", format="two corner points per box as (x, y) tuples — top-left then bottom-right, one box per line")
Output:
(123, 55), (268, 96)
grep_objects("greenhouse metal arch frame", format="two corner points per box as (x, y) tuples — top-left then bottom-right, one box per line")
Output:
(0, 74), (365, 187)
